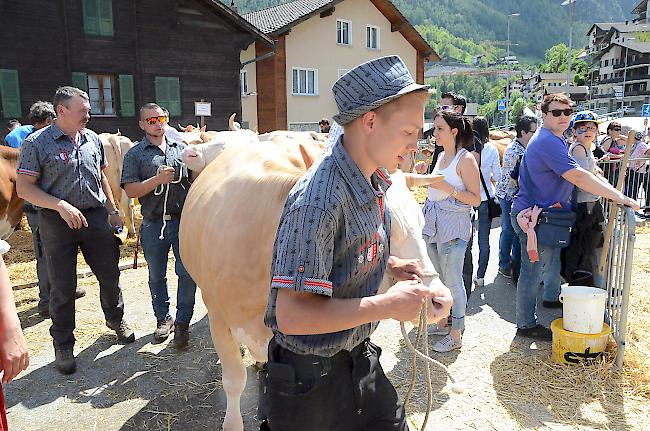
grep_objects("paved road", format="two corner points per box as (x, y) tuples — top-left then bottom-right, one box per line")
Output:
(6, 220), (565, 430)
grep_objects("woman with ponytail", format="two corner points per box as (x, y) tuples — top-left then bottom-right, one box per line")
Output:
(422, 110), (481, 352)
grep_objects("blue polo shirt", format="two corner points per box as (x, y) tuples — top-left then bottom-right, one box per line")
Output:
(264, 138), (392, 357)
(4, 125), (34, 148)
(513, 127), (580, 212)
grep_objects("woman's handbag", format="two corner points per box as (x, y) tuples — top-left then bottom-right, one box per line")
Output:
(520, 156), (576, 248)
(479, 167), (502, 219)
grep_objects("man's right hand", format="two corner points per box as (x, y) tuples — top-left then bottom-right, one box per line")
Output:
(383, 279), (432, 322)
(156, 166), (175, 185)
(56, 201), (88, 229)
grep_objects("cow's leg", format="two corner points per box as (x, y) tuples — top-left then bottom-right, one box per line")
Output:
(208, 310), (246, 431)
(120, 191), (135, 236)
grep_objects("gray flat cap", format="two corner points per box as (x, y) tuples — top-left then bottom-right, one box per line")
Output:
(332, 55), (430, 126)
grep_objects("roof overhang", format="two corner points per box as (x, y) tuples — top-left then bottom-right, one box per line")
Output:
(199, 0), (274, 47)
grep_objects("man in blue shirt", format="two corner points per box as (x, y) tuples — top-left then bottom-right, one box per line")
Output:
(511, 93), (639, 341)
(4, 102), (55, 148)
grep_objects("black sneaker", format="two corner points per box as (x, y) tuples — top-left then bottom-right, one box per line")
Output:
(38, 304), (50, 318)
(498, 266), (512, 279)
(107, 319), (136, 344)
(516, 324), (553, 341)
(54, 347), (76, 375)
(542, 300), (563, 309)
(172, 322), (190, 350)
(153, 316), (174, 342)
(75, 287), (86, 299)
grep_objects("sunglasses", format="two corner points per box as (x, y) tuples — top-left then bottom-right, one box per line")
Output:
(609, 127), (621, 131)
(546, 109), (573, 117)
(438, 105), (460, 112)
(144, 115), (168, 125)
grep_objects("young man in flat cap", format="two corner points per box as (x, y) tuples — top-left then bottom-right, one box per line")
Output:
(259, 56), (453, 431)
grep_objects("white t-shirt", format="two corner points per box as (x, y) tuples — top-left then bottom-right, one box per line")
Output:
(479, 143), (502, 201)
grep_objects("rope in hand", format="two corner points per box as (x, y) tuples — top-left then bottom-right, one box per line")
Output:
(153, 162), (188, 240)
(400, 303), (464, 431)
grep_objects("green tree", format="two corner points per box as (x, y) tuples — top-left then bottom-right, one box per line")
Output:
(538, 43), (590, 85)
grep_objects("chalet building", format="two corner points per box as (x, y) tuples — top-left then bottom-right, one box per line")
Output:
(0, 0), (272, 139)
(239, 0), (439, 133)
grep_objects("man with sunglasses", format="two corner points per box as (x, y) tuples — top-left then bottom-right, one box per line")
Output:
(121, 103), (197, 349)
(510, 93), (640, 341)
(17, 86), (135, 375)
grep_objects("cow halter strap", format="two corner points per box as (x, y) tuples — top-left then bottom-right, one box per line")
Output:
(153, 162), (188, 240)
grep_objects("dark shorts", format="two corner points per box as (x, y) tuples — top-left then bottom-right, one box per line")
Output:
(259, 337), (407, 431)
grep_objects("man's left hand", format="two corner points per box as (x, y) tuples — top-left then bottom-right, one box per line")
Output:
(108, 212), (124, 230)
(387, 256), (424, 281)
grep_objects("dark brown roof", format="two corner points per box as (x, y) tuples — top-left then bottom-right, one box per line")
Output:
(243, 0), (439, 60)
(199, 0), (274, 46)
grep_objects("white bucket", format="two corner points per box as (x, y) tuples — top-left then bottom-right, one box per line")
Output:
(559, 286), (607, 334)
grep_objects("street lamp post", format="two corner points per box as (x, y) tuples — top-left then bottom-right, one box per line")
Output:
(562, 0), (577, 89)
(505, 12), (520, 128)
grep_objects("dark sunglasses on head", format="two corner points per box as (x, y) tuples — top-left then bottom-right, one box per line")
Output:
(546, 108), (573, 117)
(609, 127), (621, 131)
(144, 115), (168, 125)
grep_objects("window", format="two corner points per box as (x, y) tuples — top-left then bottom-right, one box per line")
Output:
(366, 25), (380, 50)
(289, 122), (320, 132)
(292, 68), (318, 96)
(336, 19), (351, 45)
(0, 69), (21, 119)
(88, 74), (115, 116)
(155, 76), (181, 116)
(240, 70), (249, 96)
(338, 69), (349, 78)
(83, 0), (114, 37)
(604, 59), (608, 66)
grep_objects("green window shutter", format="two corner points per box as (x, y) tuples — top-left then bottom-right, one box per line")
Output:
(118, 74), (135, 117)
(168, 78), (181, 117)
(72, 72), (88, 93)
(98, 0), (114, 37)
(155, 76), (170, 110)
(83, 0), (99, 35)
(0, 69), (21, 119)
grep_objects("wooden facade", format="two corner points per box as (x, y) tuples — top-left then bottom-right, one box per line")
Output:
(0, 0), (272, 139)
(255, 36), (288, 133)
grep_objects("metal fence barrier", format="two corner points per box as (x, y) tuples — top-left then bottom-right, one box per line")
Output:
(599, 206), (636, 369)
(598, 156), (650, 219)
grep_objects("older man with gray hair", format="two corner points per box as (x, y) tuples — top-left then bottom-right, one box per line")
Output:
(16, 86), (135, 375)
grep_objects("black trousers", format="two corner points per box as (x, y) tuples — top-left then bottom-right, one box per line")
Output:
(25, 210), (51, 309)
(39, 207), (124, 349)
(259, 338), (408, 431)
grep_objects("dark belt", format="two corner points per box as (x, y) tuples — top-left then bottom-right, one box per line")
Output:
(144, 214), (181, 223)
(269, 337), (376, 378)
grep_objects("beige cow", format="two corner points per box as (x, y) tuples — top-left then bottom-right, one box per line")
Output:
(98, 133), (135, 236)
(179, 139), (447, 431)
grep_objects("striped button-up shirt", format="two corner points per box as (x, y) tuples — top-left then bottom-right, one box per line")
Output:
(264, 138), (392, 357)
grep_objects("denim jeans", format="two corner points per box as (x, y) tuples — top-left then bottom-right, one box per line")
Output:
(425, 237), (468, 331)
(476, 201), (492, 279)
(140, 219), (197, 324)
(462, 221), (474, 299)
(511, 212), (562, 329)
(498, 198), (521, 273)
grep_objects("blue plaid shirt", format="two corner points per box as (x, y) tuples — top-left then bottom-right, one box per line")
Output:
(264, 138), (392, 357)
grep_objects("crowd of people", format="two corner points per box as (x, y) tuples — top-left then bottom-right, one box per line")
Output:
(0, 53), (647, 430)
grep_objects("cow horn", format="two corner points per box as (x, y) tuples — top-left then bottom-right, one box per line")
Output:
(299, 143), (316, 170)
(228, 113), (238, 131)
(178, 124), (188, 132)
(200, 125), (206, 132)
(116, 129), (121, 136)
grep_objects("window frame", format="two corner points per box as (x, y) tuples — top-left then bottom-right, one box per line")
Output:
(240, 70), (249, 96)
(87, 73), (116, 117)
(366, 25), (380, 50)
(82, 0), (114, 38)
(336, 19), (352, 46)
(291, 67), (318, 96)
